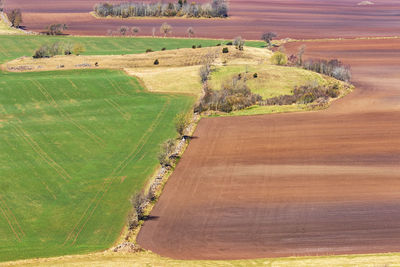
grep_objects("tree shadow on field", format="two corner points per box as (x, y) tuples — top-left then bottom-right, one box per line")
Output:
(143, 215), (159, 221)
(183, 135), (198, 140)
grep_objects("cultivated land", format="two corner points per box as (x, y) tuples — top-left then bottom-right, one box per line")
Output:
(3, 0), (400, 38)
(137, 38), (400, 260)
(0, 32), (321, 262)
(2, 2), (400, 266)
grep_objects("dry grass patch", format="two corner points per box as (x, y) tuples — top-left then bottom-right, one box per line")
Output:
(5, 251), (400, 267)
(125, 66), (203, 96)
(4, 46), (271, 72)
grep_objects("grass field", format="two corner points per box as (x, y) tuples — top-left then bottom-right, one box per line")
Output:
(0, 68), (195, 261)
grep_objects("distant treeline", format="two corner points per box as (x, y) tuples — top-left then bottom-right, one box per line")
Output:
(94, 0), (228, 18)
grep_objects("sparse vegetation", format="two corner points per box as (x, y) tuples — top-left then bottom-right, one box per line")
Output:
(222, 47), (229, 53)
(154, 59), (159, 65)
(94, 0), (229, 18)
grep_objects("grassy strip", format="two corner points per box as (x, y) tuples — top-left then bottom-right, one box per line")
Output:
(4, 250), (400, 266)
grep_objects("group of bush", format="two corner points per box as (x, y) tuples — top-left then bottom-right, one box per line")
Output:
(94, 0), (228, 18)
(33, 41), (85, 58)
(195, 77), (262, 113)
(263, 82), (344, 106)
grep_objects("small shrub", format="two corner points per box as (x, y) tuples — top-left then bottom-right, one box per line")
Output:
(174, 112), (191, 137)
(226, 41), (233, 45)
(161, 47), (166, 51)
(197, 44), (202, 48)
(271, 51), (288, 65)
(157, 139), (176, 167)
(222, 47), (229, 53)
(146, 49), (153, 53)
(154, 59), (159, 65)
(253, 73), (258, 78)
(199, 64), (211, 83)
(216, 43), (221, 46)
(72, 43), (85, 56)
(192, 45), (196, 49)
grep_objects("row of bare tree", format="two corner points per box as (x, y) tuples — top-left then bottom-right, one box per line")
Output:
(107, 23), (195, 38)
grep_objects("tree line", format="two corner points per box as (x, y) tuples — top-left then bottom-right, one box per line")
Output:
(94, 0), (228, 18)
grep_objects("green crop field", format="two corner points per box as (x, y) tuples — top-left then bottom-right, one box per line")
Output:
(0, 35), (264, 64)
(0, 67), (194, 261)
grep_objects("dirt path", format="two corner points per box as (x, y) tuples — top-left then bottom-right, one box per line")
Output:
(4, 0), (400, 38)
(137, 38), (400, 259)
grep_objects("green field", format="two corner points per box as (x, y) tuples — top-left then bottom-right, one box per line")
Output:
(0, 35), (264, 64)
(0, 68), (194, 261)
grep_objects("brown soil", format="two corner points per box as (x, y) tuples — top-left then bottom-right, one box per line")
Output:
(137, 38), (400, 259)
(4, 0), (400, 38)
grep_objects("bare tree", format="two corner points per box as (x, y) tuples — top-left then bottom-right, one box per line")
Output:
(261, 32), (277, 48)
(297, 44), (306, 65)
(187, 27), (194, 38)
(233, 36), (245, 51)
(131, 26), (140, 36)
(152, 27), (156, 37)
(119, 26), (129, 36)
(106, 29), (113, 36)
(7, 9), (23, 28)
(160, 22), (172, 37)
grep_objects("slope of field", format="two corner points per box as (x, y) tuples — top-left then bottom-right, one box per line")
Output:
(4, 0), (400, 38)
(0, 13), (25, 35)
(137, 38), (400, 259)
(0, 68), (195, 262)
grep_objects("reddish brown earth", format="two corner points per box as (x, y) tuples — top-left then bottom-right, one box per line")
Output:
(4, 0), (400, 39)
(137, 38), (400, 259)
